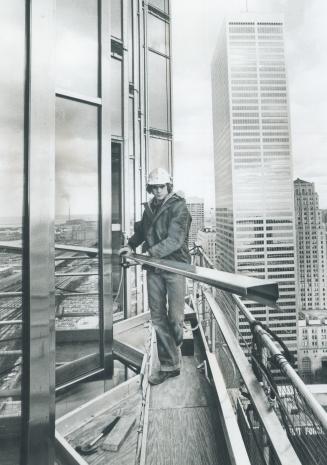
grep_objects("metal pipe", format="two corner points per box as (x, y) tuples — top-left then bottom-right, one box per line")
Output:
(55, 272), (98, 277)
(0, 320), (23, 325)
(0, 292), (22, 298)
(128, 253), (279, 306)
(0, 350), (22, 355)
(256, 325), (327, 432)
(230, 295), (327, 431)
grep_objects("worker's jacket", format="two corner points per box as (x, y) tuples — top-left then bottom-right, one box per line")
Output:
(128, 192), (192, 263)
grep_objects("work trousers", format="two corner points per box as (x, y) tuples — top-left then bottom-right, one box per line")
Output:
(147, 270), (185, 372)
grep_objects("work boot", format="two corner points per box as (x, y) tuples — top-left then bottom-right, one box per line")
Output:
(148, 369), (180, 385)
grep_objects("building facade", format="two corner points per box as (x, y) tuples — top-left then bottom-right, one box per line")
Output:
(186, 197), (205, 248)
(197, 228), (217, 264)
(0, 1), (172, 463)
(294, 179), (327, 311)
(211, 15), (298, 356)
(298, 312), (327, 383)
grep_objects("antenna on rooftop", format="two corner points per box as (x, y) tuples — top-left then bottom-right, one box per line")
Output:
(245, 0), (249, 12)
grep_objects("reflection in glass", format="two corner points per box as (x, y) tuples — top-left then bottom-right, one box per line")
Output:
(149, 0), (169, 13)
(112, 143), (122, 224)
(148, 137), (170, 172)
(111, 58), (123, 136)
(129, 98), (135, 157)
(55, 97), (100, 382)
(0, 2), (25, 462)
(111, 0), (122, 40)
(128, 0), (134, 83)
(129, 158), (136, 235)
(148, 52), (170, 131)
(148, 13), (169, 55)
(56, 0), (98, 96)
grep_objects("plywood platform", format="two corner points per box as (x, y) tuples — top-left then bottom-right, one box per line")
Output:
(55, 316), (231, 465)
(144, 337), (230, 465)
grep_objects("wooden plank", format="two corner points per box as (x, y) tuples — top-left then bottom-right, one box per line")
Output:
(66, 391), (141, 465)
(149, 356), (214, 410)
(113, 312), (150, 336)
(181, 321), (194, 356)
(113, 339), (144, 368)
(55, 431), (89, 465)
(206, 351), (251, 465)
(145, 407), (229, 465)
(102, 415), (136, 451)
(56, 376), (140, 437)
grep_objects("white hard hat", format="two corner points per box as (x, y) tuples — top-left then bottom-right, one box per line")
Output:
(147, 168), (172, 185)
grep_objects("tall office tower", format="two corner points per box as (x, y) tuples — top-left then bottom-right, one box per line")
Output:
(197, 228), (217, 264)
(186, 197), (205, 247)
(211, 16), (298, 356)
(294, 179), (327, 311)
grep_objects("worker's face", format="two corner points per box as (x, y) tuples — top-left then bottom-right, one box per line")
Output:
(152, 184), (168, 200)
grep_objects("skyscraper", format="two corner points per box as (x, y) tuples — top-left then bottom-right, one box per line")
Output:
(294, 179), (327, 311)
(212, 15), (298, 356)
(186, 197), (205, 247)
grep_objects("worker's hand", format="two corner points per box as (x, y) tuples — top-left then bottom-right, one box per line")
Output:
(118, 245), (133, 256)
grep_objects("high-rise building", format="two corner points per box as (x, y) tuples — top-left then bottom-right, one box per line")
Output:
(298, 311), (327, 383)
(186, 197), (205, 247)
(294, 179), (327, 311)
(211, 15), (298, 356)
(197, 228), (217, 264)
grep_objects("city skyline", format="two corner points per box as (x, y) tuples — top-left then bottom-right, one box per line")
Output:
(172, 0), (327, 209)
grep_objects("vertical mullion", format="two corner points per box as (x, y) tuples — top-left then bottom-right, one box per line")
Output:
(23, 0), (56, 464)
(122, 0), (131, 317)
(99, 0), (113, 381)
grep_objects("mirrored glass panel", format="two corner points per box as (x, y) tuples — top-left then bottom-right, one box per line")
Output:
(56, 0), (98, 97)
(149, 0), (169, 13)
(129, 98), (135, 157)
(112, 143), (123, 319)
(148, 13), (169, 55)
(0, 2), (25, 462)
(111, 58), (123, 136)
(111, 0), (122, 40)
(148, 52), (170, 131)
(148, 137), (170, 172)
(55, 97), (100, 385)
(128, 0), (134, 83)
(129, 158), (136, 235)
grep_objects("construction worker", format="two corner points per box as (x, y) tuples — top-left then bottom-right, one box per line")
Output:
(119, 168), (192, 385)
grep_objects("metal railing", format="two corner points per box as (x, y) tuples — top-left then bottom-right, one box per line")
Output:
(123, 248), (327, 465)
(189, 246), (327, 465)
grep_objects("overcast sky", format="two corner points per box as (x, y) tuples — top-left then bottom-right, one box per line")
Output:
(171, 0), (327, 209)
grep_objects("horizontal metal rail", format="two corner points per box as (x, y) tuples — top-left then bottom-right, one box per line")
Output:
(0, 350), (22, 355)
(55, 292), (99, 297)
(0, 292), (22, 298)
(127, 253), (279, 306)
(0, 320), (23, 326)
(55, 256), (97, 261)
(55, 273), (98, 277)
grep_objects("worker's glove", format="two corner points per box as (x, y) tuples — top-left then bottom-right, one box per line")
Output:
(118, 245), (133, 256)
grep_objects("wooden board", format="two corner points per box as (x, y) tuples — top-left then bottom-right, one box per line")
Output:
(145, 407), (229, 465)
(150, 356), (215, 410)
(102, 415), (136, 451)
(66, 391), (141, 465)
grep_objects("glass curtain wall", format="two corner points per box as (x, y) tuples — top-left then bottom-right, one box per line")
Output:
(0, 3), (25, 463)
(146, 2), (172, 174)
(54, 0), (103, 387)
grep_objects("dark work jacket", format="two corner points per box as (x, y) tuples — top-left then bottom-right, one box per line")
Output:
(128, 192), (192, 263)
